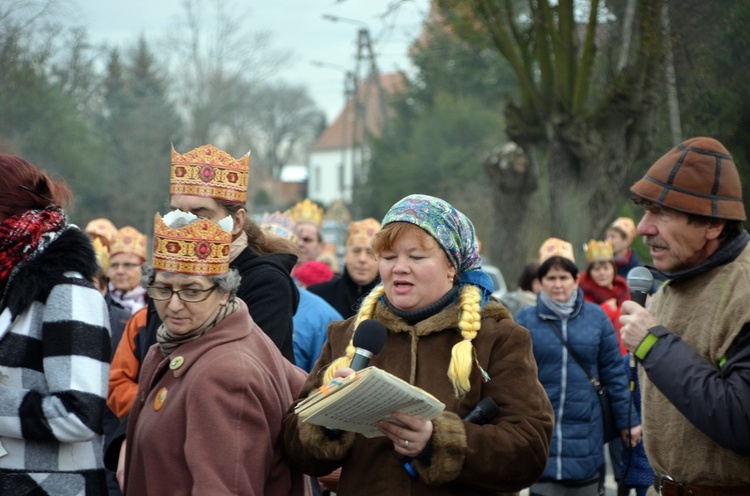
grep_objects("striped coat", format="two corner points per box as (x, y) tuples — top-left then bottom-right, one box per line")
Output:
(0, 228), (111, 495)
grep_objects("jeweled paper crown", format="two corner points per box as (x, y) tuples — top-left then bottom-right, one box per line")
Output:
(92, 238), (110, 272)
(85, 218), (118, 247)
(111, 226), (148, 261)
(584, 239), (614, 264)
(170, 144), (249, 204)
(286, 198), (323, 229)
(260, 211), (299, 244)
(539, 237), (575, 264)
(347, 218), (381, 246)
(152, 213), (231, 276)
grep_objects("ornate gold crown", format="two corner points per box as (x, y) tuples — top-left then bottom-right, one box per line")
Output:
(260, 211), (299, 245)
(347, 218), (381, 246)
(152, 213), (231, 276)
(92, 237), (110, 272)
(585, 239), (614, 263)
(85, 218), (118, 247)
(286, 198), (323, 229)
(111, 226), (148, 261)
(170, 144), (249, 204)
(539, 237), (575, 264)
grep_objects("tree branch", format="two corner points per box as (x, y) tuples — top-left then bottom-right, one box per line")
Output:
(473, 0), (544, 119)
(572, 0), (600, 114)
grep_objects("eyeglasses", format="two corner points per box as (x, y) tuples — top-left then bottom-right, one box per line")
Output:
(110, 262), (141, 270)
(147, 285), (218, 303)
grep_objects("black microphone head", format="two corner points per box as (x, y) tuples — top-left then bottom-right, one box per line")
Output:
(627, 266), (653, 294)
(352, 319), (387, 355)
(476, 396), (500, 419)
(463, 396), (500, 425)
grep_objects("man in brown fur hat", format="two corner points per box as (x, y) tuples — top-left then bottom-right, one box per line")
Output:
(620, 137), (750, 494)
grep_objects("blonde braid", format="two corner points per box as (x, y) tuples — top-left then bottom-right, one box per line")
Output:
(321, 285), (385, 384)
(447, 284), (482, 397)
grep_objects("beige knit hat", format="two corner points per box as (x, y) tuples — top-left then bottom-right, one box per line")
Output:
(630, 137), (746, 221)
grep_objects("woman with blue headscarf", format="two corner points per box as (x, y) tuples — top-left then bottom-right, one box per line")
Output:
(283, 194), (553, 496)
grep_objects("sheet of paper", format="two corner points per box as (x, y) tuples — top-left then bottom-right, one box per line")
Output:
(298, 367), (445, 438)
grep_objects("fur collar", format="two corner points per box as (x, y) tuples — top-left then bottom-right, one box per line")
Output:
(372, 299), (511, 337)
(1, 228), (98, 318)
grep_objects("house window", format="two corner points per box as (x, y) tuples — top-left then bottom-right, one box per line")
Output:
(315, 166), (321, 193)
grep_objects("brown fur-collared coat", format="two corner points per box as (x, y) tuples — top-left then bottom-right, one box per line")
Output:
(283, 299), (554, 496)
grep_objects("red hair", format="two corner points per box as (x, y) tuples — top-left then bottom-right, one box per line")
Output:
(371, 222), (438, 255)
(0, 154), (73, 218)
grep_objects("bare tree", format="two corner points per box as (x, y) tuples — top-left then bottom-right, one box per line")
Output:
(164, 0), (291, 150)
(239, 83), (324, 181)
(0, 0), (62, 28)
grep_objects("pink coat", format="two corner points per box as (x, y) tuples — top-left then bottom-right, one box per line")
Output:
(125, 299), (309, 495)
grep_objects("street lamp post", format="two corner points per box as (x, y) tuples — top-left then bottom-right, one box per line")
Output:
(310, 60), (354, 202)
(322, 14), (379, 218)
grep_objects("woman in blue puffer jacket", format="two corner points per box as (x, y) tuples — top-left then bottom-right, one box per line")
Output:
(516, 238), (642, 496)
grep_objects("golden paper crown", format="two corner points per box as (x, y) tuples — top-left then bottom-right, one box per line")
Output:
(584, 239), (614, 264)
(609, 217), (637, 243)
(347, 218), (381, 246)
(152, 213), (231, 276)
(286, 199), (323, 229)
(111, 226), (148, 261)
(260, 211), (299, 244)
(92, 237), (110, 272)
(85, 218), (118, 247)
(539, 237), (575, 264)
(170, 144), (249, 204)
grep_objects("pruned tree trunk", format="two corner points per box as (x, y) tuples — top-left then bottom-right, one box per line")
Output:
(483, 140), (541, 287)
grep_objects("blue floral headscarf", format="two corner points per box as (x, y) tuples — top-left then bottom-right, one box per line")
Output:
(381, 194), (494, 302)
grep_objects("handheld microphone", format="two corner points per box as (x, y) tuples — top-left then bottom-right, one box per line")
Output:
(349, 319), (387, 371)
(462, 397), (500, 425)
(403, 397), (499, 478)
(626, 267), (654, 386)
(626, 266), (652, 308)
(323, 319), (387, 441)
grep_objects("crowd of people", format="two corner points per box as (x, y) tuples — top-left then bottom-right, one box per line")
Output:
(0, 135), (747, 495)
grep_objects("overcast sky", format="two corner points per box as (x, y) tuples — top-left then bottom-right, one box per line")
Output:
(71, 0), (430, 123)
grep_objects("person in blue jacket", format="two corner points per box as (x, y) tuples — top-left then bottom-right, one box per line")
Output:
(516, 237), (642, 496)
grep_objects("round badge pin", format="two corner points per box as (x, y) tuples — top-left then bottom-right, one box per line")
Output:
(154, 387), (168, 411)
(169, 356), (184, 370)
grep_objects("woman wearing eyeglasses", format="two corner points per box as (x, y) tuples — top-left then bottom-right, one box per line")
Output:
(108, 226), (148, 314)
(119, 211), (307, 495)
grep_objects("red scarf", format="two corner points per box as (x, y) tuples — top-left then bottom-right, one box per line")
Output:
(0, 208), (66, 290)
(578, 272), (629, 306)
